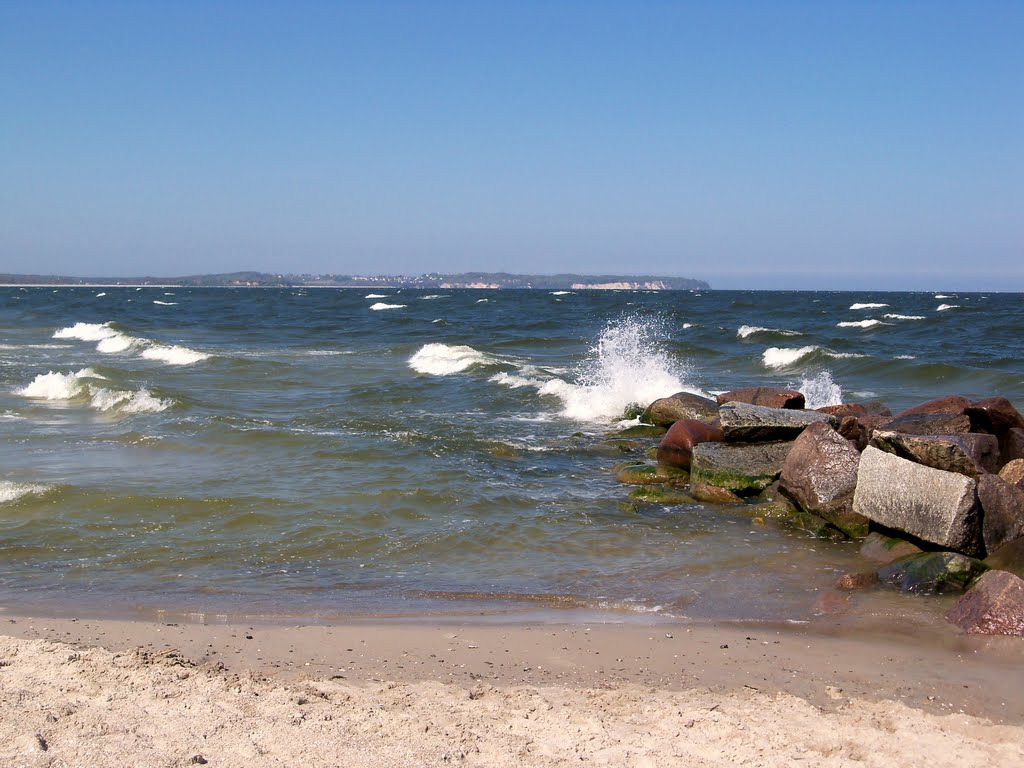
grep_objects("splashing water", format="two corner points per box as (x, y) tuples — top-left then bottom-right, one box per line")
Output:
(796, 370), (844, 409)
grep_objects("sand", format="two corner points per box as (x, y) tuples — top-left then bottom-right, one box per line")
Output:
(1, 615), (1022, 767)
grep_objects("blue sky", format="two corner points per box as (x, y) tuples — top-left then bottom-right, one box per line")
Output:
(1, 1), (1021, 289)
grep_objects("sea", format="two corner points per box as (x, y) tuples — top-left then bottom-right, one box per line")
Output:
(1, 286), (1022, 628)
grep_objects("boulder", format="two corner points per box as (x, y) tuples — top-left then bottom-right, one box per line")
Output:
(614, 461), (686, 486)
(852, 446), (983, 556)
(817, 403), (867, 417)
(978, 474), (1024, 554)
(689, 481), (743, 505)
(860, 531), (922, 563)
(869, 431), (999, 478)
(610, 424), (667, 438)
(1003, 428), (1024, 465)
(628, 485), (699, 506)
(718, 402), (837, 443)
(657, 419), (723, 470)
(690, 440), (794, 496)
(999, 458), (1024, 488)
(640, 392), (719, 427)
(965, 396), (1024, 435)
(985, 538), (1024, 580)
(838, 414), (890, 451)
(946, 570), (1024, 637)
(860, 400), (894, 418)
(896, 395), (972, 417)
(878, 551), (987, 594)
(778, 422), (867, 538)
(716, 387), (805, 410)
(883, 412), (972, 435)
(835, 572), (881, 590)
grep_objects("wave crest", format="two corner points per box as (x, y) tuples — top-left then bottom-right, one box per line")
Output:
(409, 344), (496, 375)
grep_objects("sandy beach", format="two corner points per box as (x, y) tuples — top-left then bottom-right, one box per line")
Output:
(1, 614), (1021, 767)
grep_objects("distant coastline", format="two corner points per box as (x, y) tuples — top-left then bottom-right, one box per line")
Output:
(0, 271), (709, 291)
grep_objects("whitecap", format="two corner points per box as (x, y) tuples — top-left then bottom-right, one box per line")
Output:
(762, 346), (820, 369)
(883, 314), (926, 321)
(681, 323), (694, 329)
(365, 293), (389, 299)
(935, 294), (950, 299)
(937, 304), (960, 311)
(796, 371), (843, 409)
(53, 322), (118, 342)
(369, 302), (406, 310)
(96, 333), (140, 353)
(737, 325), (802, 339)
(90, 387), (171, 414)
(0, 481), (50, 504)
(895, 355), (916, 360)
(408, 343), (495, 375)
(140, 345), (211, 365)
(16, 368), (99, 400)
(153, 300), (178, 306)
(419, 295), (448, 300)
(849, 303), (888, 310)
(95, 292), (107, 297)
(836, 319), (885, 328)
(476, 298), (489, 303)
(550, 291), (575, 296)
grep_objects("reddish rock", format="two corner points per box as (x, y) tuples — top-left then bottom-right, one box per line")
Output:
(860, 401), (894, 418)
(657, 419), (723, 470)
(896, 395), (972, 418)
(716, 387), (805, 410)
(817, 404), (868, 417)
(835, 571), (880, 591)
(640, 391), (719, 427)
(999, 458), (1024, 488)
(838, 414), (891, 452)
(883, 412), (972, 435)
(1003, 428), (1024, 465)
(946, 570), (1024, 637)
(689, 480), (743, 505)
(978, 474), (1024, 554)
(965, 396), (1024, 435)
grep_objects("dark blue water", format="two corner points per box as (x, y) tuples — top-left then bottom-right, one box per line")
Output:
(1, 287), (1021, 624)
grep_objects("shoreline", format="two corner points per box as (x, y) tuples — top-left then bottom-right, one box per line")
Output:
(2, 614), (1022, 767)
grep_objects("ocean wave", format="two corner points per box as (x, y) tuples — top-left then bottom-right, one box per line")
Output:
(849, 303), (888, 310)
(408, 343), (497, 375)
(95, 292), (106, 298)
(153, 300), (178, 306)
(550, 291), (575, 296)
(364, 293), (389, 299)
(476, 298), (489, 303)
(16, 368), (101, 399)
(96, 333), (141, 353)
(937, 304), (960, 312)
(762, 346), (867, 370)
(935, 294), (950, 299)
(419, 295), (448, 300)
(54, 322), (119, 342)
(737, 325), (802, 339)
(140, 345), (212, 365)
(836, 319), (886, 328)
(883, 314), (926, 321)
(0, 481), (50, 504)
(795, 370), (843, 409)
(16, 369), (170, 414)
(89, 387), (171, 413)
(369, 302), (406, 310)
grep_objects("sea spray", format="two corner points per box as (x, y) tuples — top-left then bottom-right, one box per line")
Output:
(796, 370), (844, 409)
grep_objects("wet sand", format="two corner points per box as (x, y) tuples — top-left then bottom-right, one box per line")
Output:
(1, 613), (1022, 766)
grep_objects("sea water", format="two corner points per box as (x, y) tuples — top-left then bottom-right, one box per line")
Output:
(1, 287), (1022, 624)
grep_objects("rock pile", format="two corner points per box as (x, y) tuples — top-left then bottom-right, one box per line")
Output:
(616, 389), (1024, 637)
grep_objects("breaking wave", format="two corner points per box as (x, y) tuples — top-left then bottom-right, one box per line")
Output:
(737, 325), (802, 339)
(408, 344), (498, 375)
(937, 304), (960, 312)
(16, 369), (171, 414)
(883, 314), (926, 321)
(140, 345), (212, 365)
(370, 303), (406, 311)
(836, 319), (885, 329)
(52, 321), (211, 365)
(849, 303), (888, 310)
(0, 481), (51, 505)
(762, 346), (867, 370)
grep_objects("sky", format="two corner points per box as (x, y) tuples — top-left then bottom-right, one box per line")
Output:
(1, 1), (1021, 290)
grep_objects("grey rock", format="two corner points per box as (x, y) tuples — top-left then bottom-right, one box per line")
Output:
(690, 440), (794, 496)
(1004, 428), (1024, 465)
(883, 412), (972, 435)
(641, 392), (719, 427)
(878, 551), (987, 593)
(778, 422), (867, 538)
(859, 532), (922, 563)
(852, 446), (983, 555)
(946, 570), (1024, 637)
(718, 402), (837, 443)
(870, 430), (1000, 478)
(978, 474), (1024, 554)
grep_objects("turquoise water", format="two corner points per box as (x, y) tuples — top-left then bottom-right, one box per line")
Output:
(1, 287), (1021, 622)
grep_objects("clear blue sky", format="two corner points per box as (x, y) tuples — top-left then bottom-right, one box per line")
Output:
(1, 1), (1021, 289)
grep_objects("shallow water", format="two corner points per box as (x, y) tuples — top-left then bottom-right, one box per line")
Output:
(1, 287), (1022, 623)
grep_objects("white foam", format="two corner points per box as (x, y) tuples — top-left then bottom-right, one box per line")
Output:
(762, 346), (819, 369)
(796, 371), (843, 409)
(737, 325), (802, 339)
(364, 293), (388, 299)
(0, 481), (50, 504)
(53, 322), (118, 342)
(849, 303), (888, 310)
(895, 355), (916, 360)
(935, 294), (950, 299)
(95, 292), (107, 297)
(883, 314), (926, 320)
(408, 343), (495, 375)
(90, 387), (170, 414)
(419, 295), (447, 300)
(937, 304), (960, 311)
(153, 300), (178, 306)
(96, 333), (140, 353)
(836, 319), (885, 328)
(369, 302), (406, 310)
(550, 291), (574, 296)
(681, 323), (694, 329)
(140, 345), (211, 365)
(16, 368), (98, 400)
(476, 298), (489, 303)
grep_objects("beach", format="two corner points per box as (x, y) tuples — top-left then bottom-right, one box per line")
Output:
(2, 615), (1022, 766)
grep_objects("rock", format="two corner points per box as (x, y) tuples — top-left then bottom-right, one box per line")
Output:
(1003, 428), (1024, 464)
(640, 392), (719, 427)
(883, 412), (972, 435)
(614, 461), (686, 485)
(999, 458), (1024, 488)
(860, 532), (922, 563)
(869, 431), (1000, 478)
(628, 485), (698, 505)
(817, 403), (867, 417)
(860, 400), (894, 418)
(852, 446), (983, 555)
(778, 422), (867, 538)
(609, 424), (667, 438)
(657, 419), (723, 470)
(744, 499), (797, 520)
(838, 414), (890, 451)
(978, 474), (1024, 554)
(835, 571), (880, 590)
(689, 481), (743, 505)
(690, 440), (794, 496)
(946, 570), (1024, 637)
(985, 538), (1024, 580)
(716, 387), (805, 410)
(878, 551), (987, 594)
(965, 396), (1024, 435)
(896, 395), (972, 417)
(718, 402), (837, 443)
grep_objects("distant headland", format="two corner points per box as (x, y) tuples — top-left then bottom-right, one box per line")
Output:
(0, 271), (709, 291)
